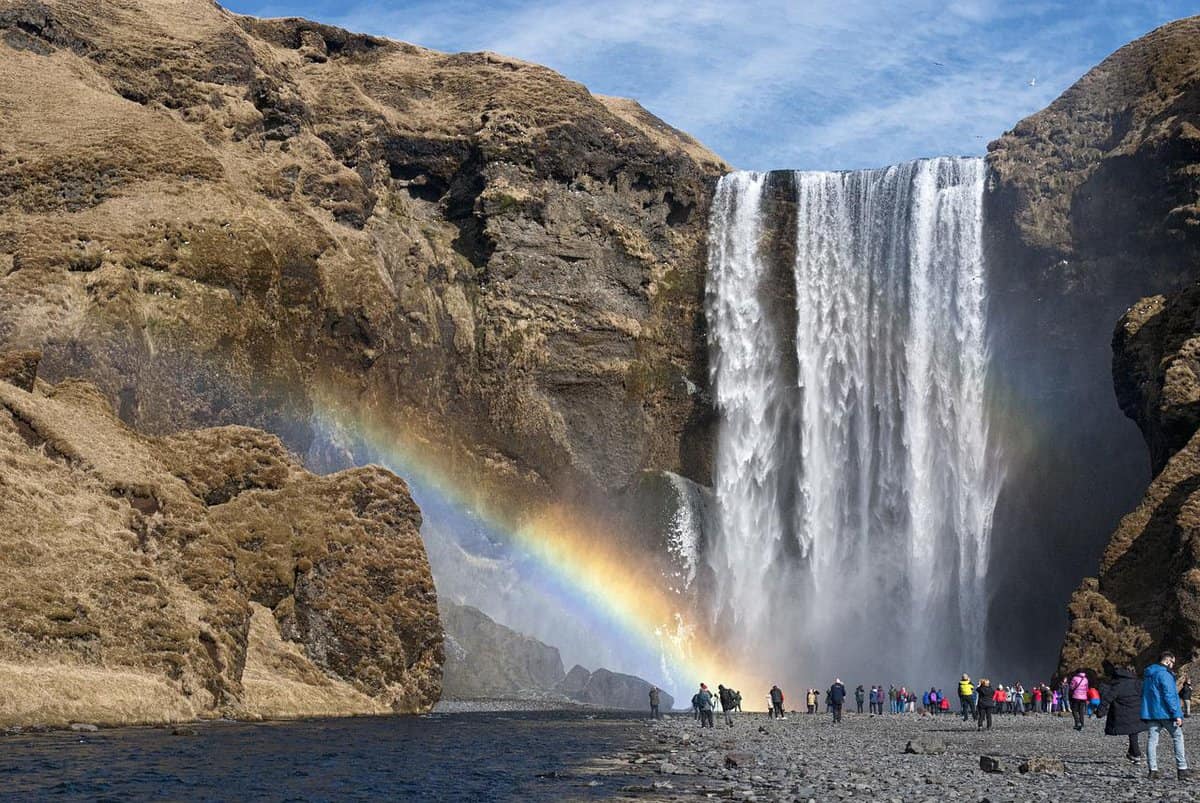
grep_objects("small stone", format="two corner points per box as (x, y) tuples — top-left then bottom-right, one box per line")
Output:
(68, 723), (98, 733)
(726, 751), (757, 769)
(905, 737), (947, 755)
(979, 756), (1003, 773)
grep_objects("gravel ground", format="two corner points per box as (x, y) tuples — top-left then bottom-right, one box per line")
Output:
(610, 710), (1200, 802)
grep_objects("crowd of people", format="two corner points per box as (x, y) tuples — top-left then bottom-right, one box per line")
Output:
(660, 650), (1196, 779)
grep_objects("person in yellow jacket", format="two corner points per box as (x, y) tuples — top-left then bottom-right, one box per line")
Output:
(959, 674), (976, 721)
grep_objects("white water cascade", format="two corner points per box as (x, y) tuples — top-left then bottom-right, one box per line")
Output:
(706, 158), (1002, 683)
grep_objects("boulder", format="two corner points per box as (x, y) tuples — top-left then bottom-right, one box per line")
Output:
(979, 756), (1003, 773)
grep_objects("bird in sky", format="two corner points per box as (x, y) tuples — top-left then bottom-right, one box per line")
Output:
(1028, 77), (1038, 87)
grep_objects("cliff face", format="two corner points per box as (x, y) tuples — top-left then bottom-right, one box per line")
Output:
(982, 16), (1200, 671)
(0, 0), (725, 509)
(1059, 284), (1200, 674)
(0, 352), (441, 726)
(439, 602), (566, 699)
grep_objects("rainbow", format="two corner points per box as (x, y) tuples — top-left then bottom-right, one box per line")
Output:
(307, 383), (766, 705)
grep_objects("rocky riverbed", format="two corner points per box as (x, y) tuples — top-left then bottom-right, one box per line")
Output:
(612, 710), (1200, 802)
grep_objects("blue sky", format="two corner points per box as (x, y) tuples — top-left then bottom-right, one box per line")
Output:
(225, 1), (1197, 170)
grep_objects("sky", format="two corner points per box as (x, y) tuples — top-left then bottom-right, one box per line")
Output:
(223, 0), (1198, 171)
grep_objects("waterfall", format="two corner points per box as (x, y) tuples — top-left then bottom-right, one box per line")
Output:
(706, 157), (1001, 682)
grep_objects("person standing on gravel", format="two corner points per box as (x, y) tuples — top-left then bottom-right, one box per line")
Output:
(1181, 676), (1192, 718)
(855, 684), (865, 714)
(958, 675), (975, 721)
(1142, 650), (1189, 780)
(696, 683), (715, 728)
(649, 686), (661, 719)
(829, 679), (846, 724)
(1098, 663), (1145, 764)
(975, 679), (995, 730)
(769, 685), (785, 719)
(1069, 669), (1091, 730)
(718, 685), (736, 727)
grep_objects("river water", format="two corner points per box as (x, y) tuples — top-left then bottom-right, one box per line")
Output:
(0, 712), (650, 801)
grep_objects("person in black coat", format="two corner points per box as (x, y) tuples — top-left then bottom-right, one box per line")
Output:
(975, 679), (996, 730)
(829, 679), (847, 723)
(1098, 663), (1147, 763)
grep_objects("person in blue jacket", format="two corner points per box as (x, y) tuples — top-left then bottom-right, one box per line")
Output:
(1142, 650), (1190, 780)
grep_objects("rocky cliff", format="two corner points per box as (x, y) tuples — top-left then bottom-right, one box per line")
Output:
(0, 0), (725, 517)
(983, 15), (1200, 672)
(1059, 284), (1200, 674)
(557, 665), (674, 712)
(439, 602), (566, 699)
(0, 352), (441, 726)
(439, 602), (674, 709)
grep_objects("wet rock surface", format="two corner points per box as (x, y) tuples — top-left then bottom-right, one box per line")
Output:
(612, 711), (1200, 801)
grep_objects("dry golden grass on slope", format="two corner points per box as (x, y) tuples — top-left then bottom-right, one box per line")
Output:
(0, 355), (441, 727)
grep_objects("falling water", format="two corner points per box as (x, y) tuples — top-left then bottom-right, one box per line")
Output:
(706, 158), (1002, 682)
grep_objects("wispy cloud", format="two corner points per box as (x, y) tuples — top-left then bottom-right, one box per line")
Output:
(226, 0), (1198, 170)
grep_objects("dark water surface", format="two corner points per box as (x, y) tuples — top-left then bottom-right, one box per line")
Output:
(0, 711), (651, 802)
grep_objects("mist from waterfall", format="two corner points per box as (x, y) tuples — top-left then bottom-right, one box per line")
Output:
(706, 157), (1002, 684)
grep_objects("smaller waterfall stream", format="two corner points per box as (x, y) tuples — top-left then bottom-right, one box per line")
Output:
(706, 158), (1002, 682)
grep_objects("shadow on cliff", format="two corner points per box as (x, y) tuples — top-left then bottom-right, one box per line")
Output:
(1096, 472), (1200, 671)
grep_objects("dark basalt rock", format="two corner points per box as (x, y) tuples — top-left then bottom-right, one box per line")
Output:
(979, 755), (1003, 773)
